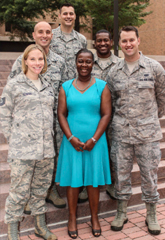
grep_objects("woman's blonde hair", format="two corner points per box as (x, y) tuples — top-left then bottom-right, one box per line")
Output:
(22, 44), (47, 74)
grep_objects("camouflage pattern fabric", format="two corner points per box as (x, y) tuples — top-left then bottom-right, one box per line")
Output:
(106, 52), (165, 203)
(106, 53), (165, 144)
(0, 72), (55, 160)
(91, 52), (120, 80)
(7, 50), (67, 160)
(50, 26), (87, 80)
(110, 141), (161, 203)
(5, 158), (54, 223)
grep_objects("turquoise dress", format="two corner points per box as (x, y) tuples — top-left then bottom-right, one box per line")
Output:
(55, 78), (111, 188)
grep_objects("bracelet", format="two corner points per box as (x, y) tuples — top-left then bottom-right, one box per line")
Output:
(91, 137), (97, 144)
(68, 135), (74, 142)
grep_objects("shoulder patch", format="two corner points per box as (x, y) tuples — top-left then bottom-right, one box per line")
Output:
(0, 97), (5, 106)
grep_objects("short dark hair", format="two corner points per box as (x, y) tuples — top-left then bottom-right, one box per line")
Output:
(119, 26), (139, 39)
(94, 29), (112, 41)
(76, 49), (94, 62)
(60, 3), (75, 13)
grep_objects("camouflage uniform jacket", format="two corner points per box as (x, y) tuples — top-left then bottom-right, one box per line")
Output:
(106, 53), (165, 144)
(50, 26), (87, 79)
(0, 72), (55, 160)
(91, 51), (120, 80)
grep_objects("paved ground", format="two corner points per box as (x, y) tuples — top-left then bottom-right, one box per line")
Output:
(3, 200), (164, 240)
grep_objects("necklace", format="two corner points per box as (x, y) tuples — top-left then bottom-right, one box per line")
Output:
(75, 77), (92, 92)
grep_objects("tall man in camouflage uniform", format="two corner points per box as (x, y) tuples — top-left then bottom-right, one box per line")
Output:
(106, 26), (165, 235)
(78, 29), (119, 203)
(50, 3), (87, 79)
(8, 21), (67, 210)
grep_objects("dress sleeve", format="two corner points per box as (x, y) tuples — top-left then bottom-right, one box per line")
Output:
(95, 78), (107, 97)
(62, 79), (74, 97)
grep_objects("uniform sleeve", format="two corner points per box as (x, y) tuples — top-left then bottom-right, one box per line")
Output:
(106, 69), (116, 119)
(83, 37), (87, 48)
(7, 56), (22, 81)
(154, 63), (165, 118)
(106, 69), (115, 99)
(61, 60), (68, 82)
(0, 83), (14, 141)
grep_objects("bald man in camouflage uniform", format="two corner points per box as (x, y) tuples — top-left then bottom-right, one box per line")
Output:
(50, 3), (87, 80)
(78, 29), (119, 203)
(106, 26), (165, 235)
(8, 21), (67, 210)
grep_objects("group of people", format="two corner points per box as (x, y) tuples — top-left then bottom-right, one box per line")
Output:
(0, 3), (165, 240)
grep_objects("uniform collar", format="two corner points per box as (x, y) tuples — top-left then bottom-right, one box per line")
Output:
(17, 72), (50, 91)
(117, 52), (145, 70)
(94, 51), (118, 65)
(55, 26), (78, 40)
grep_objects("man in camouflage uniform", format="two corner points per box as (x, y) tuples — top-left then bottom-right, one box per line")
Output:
(50, 3), (87, 80)
(78, 29), (119, 203)
(8, 21), (67, 210)
(0, 69), (57, 239)
(106, 26), (165, 235)
(91, 29), (119, 80)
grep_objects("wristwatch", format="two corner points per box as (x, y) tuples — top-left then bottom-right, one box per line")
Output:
(91, 137), (97, 144)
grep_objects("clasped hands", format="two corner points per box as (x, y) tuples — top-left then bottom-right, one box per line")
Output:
(70, 137), (95, 152)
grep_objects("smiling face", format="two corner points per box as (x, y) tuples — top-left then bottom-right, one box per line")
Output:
(32, 22), (52, 54)
(25, 49), (45, 80)
(119, 30), (140, 61)
(59, 6), (76, 29)
(94, 32), (112, 58)
(76, 52), (93, 78)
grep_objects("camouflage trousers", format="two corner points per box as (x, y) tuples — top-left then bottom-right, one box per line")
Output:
(110, 141), (161, 203)
(5, 158), (54, 223)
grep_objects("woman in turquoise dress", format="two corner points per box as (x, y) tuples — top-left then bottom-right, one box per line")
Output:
(55, 49), (112, 238)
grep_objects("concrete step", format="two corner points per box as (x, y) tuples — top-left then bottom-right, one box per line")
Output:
(0, 60), (15, 65)
(0, 65), (11, 73)
(0, 144), (8, 163)
(0, 79), (7, 88)
(160, 142), (165, 158)
(0, 72), (10, 80)
(1, 181), (165, 234)
(0, 132), (7, 145)
(0, 161), (10, 184)
(160, 116), (165, 128)
(0, 183), (10, 209)
(161, 127), (165, 142)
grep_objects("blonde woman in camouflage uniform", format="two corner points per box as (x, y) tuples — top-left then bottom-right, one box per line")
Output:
(0, 44), (57, 240)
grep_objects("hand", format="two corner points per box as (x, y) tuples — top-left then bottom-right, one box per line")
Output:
(83, 138), (95, 151)
(70, 137), (84, 152)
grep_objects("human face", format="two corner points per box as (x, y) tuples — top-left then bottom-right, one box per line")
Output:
(32, 22), (52, 53)
(76, 52), (93, 78)
(119, 31), (140, 61)
(59, 6), (76, 28)
(94, 33), (112, 58)
(25, 49), (44, 80)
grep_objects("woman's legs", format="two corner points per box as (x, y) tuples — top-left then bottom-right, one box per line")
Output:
(5, 159), (35, 224)
(67, 186), (80, 236)
(86, 186), (101, 235)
